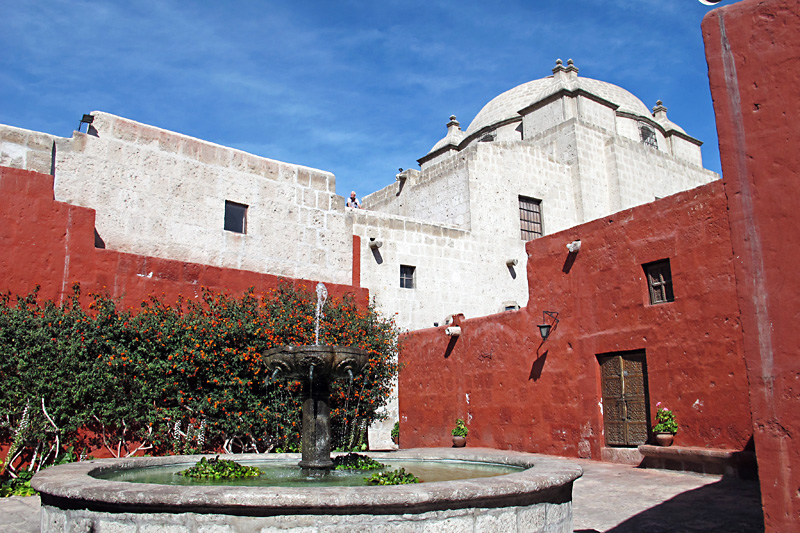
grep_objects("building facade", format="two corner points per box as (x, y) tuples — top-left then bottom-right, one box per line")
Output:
(0, 60), (718, 332)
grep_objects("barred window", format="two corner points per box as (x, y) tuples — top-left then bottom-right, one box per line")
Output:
(639, 122), (658, 149)
(644, 260), (674, 304)
(519, 196), (543, 240)
(224, 200), (248, 234)
(400, 265), (415, 289)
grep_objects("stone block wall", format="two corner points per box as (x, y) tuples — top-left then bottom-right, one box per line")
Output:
(0, 124), (59, 175)
(576, 95), (617, 132)
(352, 209), (528, 331)
(363, 151), (473, 228)
(666, 133), (703, 166)
(608, 134), (718, 211)
(466, 142), (576, 238)
(5, 112), (354, 287)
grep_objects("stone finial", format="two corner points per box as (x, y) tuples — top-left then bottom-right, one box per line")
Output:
(652, 100), (668, 117)
(552, 59), (566, 74)
(446, 115), (461, 131)
(565, 58), (579, 75)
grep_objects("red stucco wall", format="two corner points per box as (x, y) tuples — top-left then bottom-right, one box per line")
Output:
(703, 1), (800, 528)
(0, 166), (367, 310)
(399, 181), (751, 459)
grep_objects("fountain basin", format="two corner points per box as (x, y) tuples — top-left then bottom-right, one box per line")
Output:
(263, 345), (368, 382)
(32, 448), (582, 532)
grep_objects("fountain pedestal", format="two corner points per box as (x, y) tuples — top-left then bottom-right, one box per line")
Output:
(299, 380), (332, 470)
(263, 344), (368, 471)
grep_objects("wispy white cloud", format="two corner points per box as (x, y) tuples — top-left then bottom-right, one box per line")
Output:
(1, 0), (726, 194)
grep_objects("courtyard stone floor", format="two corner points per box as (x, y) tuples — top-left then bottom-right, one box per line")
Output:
(0, 457), (763, 532)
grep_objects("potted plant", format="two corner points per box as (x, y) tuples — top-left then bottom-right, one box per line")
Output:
(451, 418), (468, 447)
(391, 421), (399, 446)
(652, 402), (678, 446)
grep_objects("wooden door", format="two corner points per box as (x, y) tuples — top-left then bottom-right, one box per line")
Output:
(599, 352), (649, 446)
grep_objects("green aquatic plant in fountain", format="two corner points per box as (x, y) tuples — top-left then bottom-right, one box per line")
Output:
(365, 467), (419, 485)
(332, 453), (385, 471)
(178, 456), (263, 480)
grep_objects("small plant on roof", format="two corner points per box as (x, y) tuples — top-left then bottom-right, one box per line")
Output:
(653, 402), (678, 434)
(451, 418), (469, 438)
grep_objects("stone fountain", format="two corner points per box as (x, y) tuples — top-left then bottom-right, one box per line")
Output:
(262, 344), (367, 470)
(31, 283), (582, 532)
(263, 283), (368, 470)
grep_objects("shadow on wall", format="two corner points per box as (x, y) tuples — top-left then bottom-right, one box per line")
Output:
(529, 351), (547, 381)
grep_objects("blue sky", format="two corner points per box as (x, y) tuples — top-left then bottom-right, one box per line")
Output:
(1, 0), (737, 199)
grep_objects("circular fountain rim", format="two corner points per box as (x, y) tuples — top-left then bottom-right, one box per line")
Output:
(32, 448), (582, 515)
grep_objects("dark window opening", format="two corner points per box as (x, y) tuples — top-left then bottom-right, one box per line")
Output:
(224, 200), (248, 234)
(644, 259), (674, 304)
(400, 265), (415, 289)
(519, 196), (543, 240)
(480, 130), (496, 142)
(639, 122), (658, 149)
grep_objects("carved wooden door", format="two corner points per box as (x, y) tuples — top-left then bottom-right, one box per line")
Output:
(599, 352), (649, 446)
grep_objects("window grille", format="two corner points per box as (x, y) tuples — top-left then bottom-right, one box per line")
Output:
(224, 200), (248, 234)
(480, 131), (496, 142)
(400, 265), (415, 289)
(519, 196), (543, 240)
(644, 259), (674, 304)
(639, 122), (658, 149)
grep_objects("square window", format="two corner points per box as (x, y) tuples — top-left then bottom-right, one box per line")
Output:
(519, 196), (543, 240)
(400, 265), (415, 289)
(224, 200), (248, 234)
(644, 259), (674, 304)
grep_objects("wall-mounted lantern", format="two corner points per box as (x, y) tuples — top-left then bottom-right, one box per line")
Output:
(368, 238), (383, 249)
(506, 258), (518, 267)
(566, 240), (581, 253)
(538, 311), (560, 341)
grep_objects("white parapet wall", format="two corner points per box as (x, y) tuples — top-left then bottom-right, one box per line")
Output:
(1, 113), (355, 286)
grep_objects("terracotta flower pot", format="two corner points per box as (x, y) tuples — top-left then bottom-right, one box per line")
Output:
(452, 436), (467, 447)
(654, 433), (674, 446)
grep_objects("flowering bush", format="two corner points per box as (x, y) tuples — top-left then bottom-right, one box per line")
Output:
(653, 402), (678, 434)
(0, 282), (398, 479)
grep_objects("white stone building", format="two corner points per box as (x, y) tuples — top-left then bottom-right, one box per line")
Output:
(1, 60), (716, 332)
(353, 60), (716, 330)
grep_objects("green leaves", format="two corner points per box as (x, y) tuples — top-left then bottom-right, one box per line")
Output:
(332, 453), (385, 471)
(0, 282), (399, 475)
(365, 467), (419, 485)
(653, 403), (678, 434)
(451, 418), (468, 437)
(178, 456), (263, 479)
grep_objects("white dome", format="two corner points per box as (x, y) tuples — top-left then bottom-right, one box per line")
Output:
(465, 64), (653, 137)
